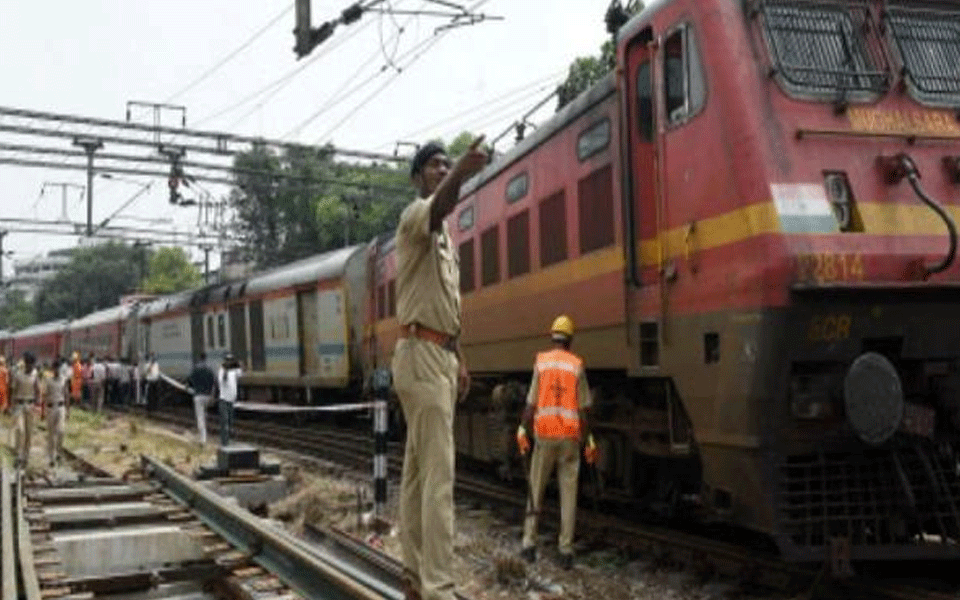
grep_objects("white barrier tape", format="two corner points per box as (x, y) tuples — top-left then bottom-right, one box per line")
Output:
(159, 372), (192, 394)
(233, 401), (377, 413)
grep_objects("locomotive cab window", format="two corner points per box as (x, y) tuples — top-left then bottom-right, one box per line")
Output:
(886, 6), (960, 107)
(663, 24), (706, 126)
(758, 2), (888, 101)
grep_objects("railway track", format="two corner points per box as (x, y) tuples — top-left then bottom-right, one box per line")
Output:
(120, 404), (960, 600)
(1, 451), (437, 600)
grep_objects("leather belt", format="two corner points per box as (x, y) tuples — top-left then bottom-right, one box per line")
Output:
(401, 323), (457, 353)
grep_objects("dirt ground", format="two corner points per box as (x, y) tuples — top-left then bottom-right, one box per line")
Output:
(4, 408), (799, 600)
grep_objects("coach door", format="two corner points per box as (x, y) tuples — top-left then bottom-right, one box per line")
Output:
(228, 303), (248, 367)
(248, 300), (266, 371)
(297, 290), (320, 377)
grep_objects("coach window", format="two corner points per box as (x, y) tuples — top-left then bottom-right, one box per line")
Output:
(206, 316), (215, 348)
(506, 172), (528, 203)
(577, 118), (610, 161)
(217, 313), (226, 348)
(663, 23), (706, 126)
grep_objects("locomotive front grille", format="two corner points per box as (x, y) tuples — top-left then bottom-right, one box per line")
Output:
(779, 442), (960, 557)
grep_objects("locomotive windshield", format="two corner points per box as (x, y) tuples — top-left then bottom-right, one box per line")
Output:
(886, 6), (960, 107)
(759, 2), (888, 100)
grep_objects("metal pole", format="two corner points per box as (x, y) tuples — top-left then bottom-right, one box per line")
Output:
(373, 398), (388, 522)
(73, 138), (103, 236)
(204, 246), (211, 284)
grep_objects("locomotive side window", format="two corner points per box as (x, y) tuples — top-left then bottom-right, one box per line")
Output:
(458, 205), (474, 230)
(505, 173), (529, 203)
(577, 119), (610, 161)
(663, 24), (706, 126)
(636, 62), (653, 142)
(480, 225), (500, 286)
(507, 209), (530, 278)
(459, 239), (475, 292)
(578, 165), (615, 253)
(886, 7), (960, 106)
(539, 190), (568, 267)
(758, 2), (888, 100)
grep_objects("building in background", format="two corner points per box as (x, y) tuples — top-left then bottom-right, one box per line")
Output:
(5, 248), (73, 302)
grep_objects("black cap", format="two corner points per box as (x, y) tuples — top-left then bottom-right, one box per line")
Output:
(410, 142), (446, 177)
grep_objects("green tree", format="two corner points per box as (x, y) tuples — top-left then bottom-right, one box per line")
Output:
(556, 2), (643, 110)
(140, 247), (202, 294)
(230, 146), (409, 268)
(0, 290), (35, 330)
(34, 242), (145, 321)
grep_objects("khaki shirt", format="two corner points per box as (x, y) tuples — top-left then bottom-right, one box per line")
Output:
(41, 374), (67, 406)
(11, 368), (38, 402)
(395, 196), (461, 336)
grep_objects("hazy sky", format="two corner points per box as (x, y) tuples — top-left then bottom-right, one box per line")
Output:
(0, 1), (611, 275)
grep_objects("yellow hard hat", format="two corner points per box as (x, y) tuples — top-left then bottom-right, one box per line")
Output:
(550, 315), (574, 339)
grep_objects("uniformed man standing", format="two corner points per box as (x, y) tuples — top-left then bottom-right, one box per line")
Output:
(40, 358), (68, 467)
(516, 315), (598, 570)
(392, 137), (487, 600)
(10, 352), (40, 468)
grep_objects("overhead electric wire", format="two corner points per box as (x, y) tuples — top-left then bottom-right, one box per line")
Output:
(164, 3), (294, 104)
(310, 0), (491, 142)
(197, 10), (379, 130)
(388, 71), (564, 147)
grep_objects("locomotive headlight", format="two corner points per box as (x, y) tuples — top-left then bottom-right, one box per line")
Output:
(790, 373), (835, 420)
(824, 172), (854, 231)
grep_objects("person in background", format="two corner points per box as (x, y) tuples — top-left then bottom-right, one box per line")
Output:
(187, 352), (217, 445)
(40, 357), (69, 467)
(10, 352), (40, 467)
(116, 357), (132, 405)
(82, 355), (93, 408)
(516, 315), (597, 570)
(217, 354), (241, 446)
(0, 356), (9, 415)
(90, 356), (106, 413)
(70, 352), (82, 410)
(145, 353), (160, 414)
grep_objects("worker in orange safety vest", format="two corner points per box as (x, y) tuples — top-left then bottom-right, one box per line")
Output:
(516, 315), (598, 570)
(70, 352), (83, 406)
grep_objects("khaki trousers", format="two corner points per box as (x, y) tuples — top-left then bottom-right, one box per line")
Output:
(392, 338), (458, 600)
(91, 382), (104, 413)
(12, 402), (33, 465)
(522, 436), (581, 555)
(46, 405), (65, 466)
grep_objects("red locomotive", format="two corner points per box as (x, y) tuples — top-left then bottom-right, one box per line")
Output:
(371, 0), (960, 562)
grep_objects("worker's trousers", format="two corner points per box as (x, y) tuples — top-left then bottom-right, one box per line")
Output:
(46, 405), (65, 466)
(392, 337), (458, 600)
(12, 401), (33, 466)
(522, 436), (581, 556)
(193, 394), (211, 444)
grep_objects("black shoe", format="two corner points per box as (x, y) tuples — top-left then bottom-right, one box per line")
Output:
(558, 553), (573, 570)
(520, 546), (536, 563)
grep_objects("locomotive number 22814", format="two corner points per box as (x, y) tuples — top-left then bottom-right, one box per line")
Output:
(796, 253), (865, 283)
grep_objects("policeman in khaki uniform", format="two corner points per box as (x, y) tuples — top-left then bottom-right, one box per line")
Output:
(516, 315), (598, 570)
(40, 358), (69, 467)
(392, 137), (488, 600)
(10, 352), (40, 468)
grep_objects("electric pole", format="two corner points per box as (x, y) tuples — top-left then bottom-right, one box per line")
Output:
(73, 137), (103, 236)
(40, 182), (85, 222)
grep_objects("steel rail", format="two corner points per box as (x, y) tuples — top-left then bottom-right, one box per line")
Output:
(141, 455), (392, 600)
(15, 472), (40, 600)
(1, 464), (16, 600)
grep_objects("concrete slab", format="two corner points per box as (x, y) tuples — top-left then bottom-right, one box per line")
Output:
(42, 501), (166, 524)
(52, 525), (206, 578)
(217, 445), (260, 471)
